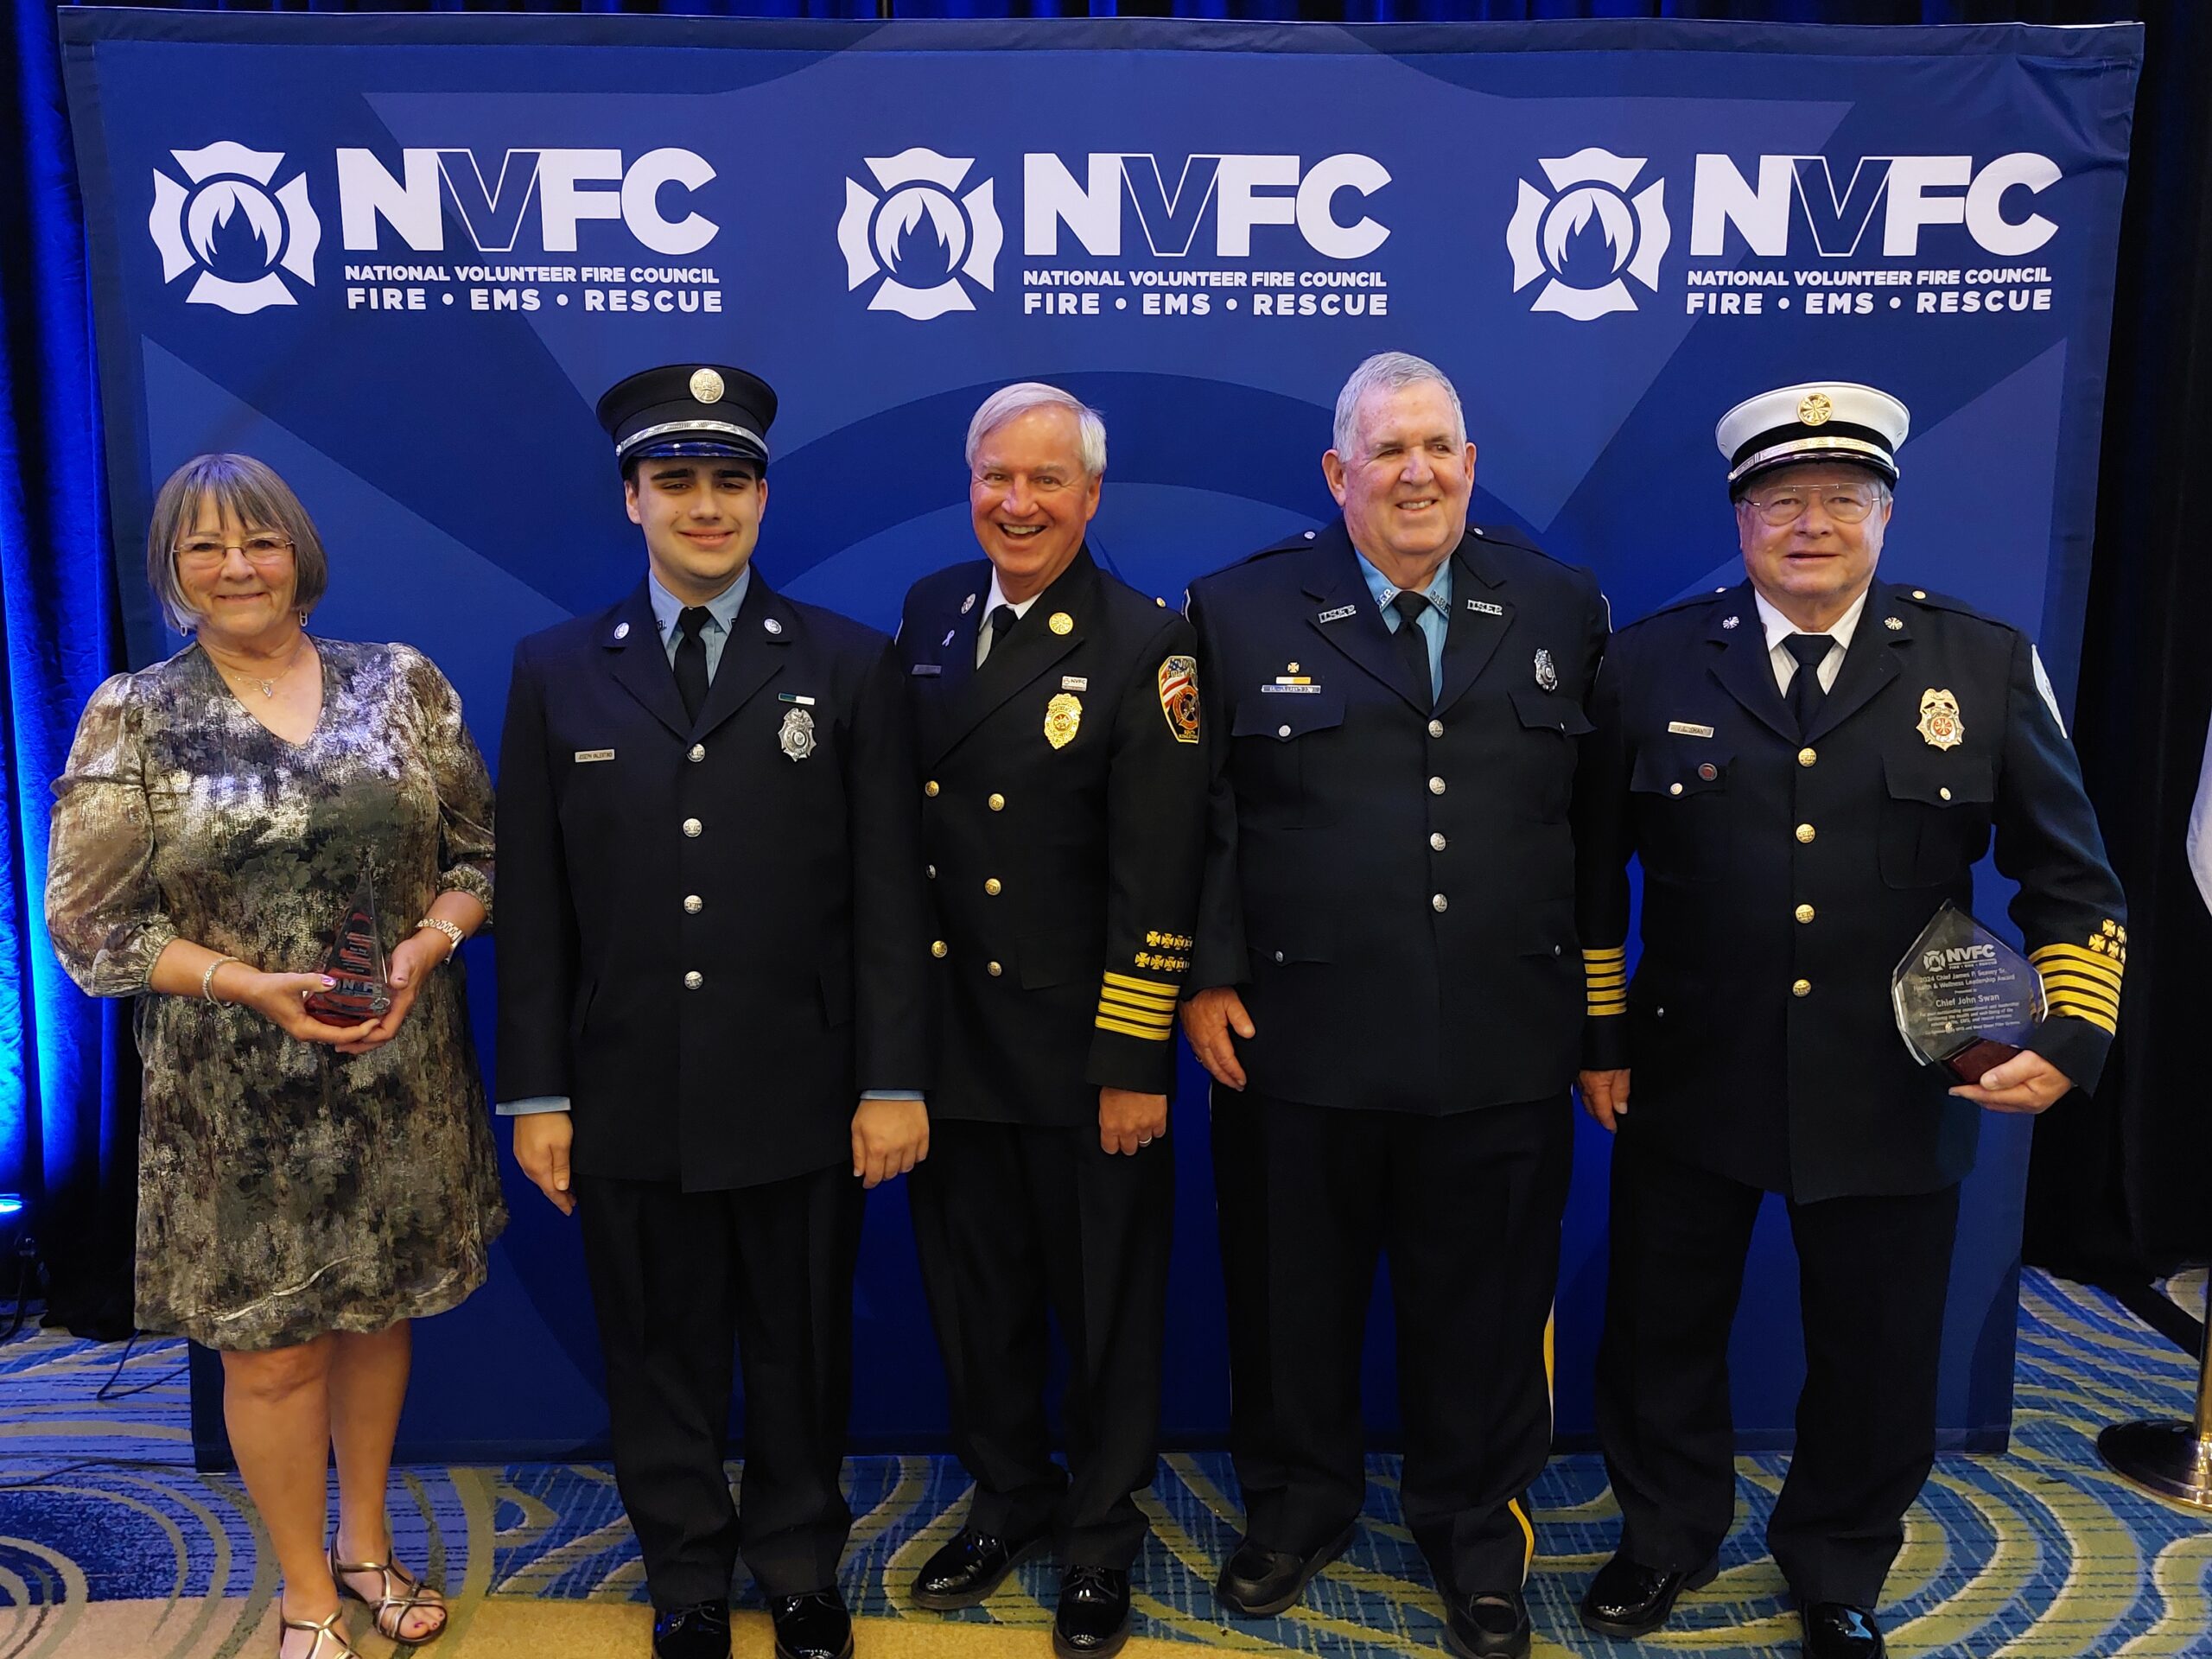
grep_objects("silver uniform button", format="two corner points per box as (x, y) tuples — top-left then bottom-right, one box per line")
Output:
(1274, 950), (1286, 963)
(1279, 724), (1293, 738)
(683, 895), (702, 913)
(1428, 776), (1446, 795)
(683, 817), (702, 837)
(926, 864), (938, 880)
(1428, 719), (1444, 738)
(1432, 893), (1448, 912)
(689, 743), (706, 763)
(683, 970), (703, 990)
(1431, 832), (1446, 851)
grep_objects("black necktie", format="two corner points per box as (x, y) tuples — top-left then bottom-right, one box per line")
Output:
(674, 606), (712, 724)
(1390, 589), (1434, 709)
(981, 603), (1020, 665)
(1783, 632), (1832, 736)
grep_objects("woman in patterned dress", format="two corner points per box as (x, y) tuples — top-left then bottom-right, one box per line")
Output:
(46, 454), (507, 1659)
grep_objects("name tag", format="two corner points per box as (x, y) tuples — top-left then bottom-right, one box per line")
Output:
(911, 664), (943, 677)
(574, 748), (614, 764)
(1316, 604), (1358, 624)
(1467, 600), (1504, 616)
(1667, 721), (1715, 739)
(1062, 675), (1088, 690)
(779, 693), (817, 705)
(1262, 683), (1322, 695)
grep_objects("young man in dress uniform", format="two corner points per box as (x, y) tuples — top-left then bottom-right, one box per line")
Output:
(896, 383), (1205, 1659)
(495, 364), (933, 1659)
(1574, 382), (2126, 1659)
(1179, 353), (1610, 1659)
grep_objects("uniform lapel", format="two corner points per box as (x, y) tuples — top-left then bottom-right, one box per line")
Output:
(1805, 582), (1906, 742)
(1301, 521), (1427, 715)
(604, 581), (690, 740)
(929, 549), (1097, 763)
(1702, 582), (1797, 743)
(911, 564), (989, 761)
(1435, 535), (1513, 716)
(695, 569), (791, 740)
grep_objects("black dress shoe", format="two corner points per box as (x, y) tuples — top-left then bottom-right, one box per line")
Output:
(768, 1588), (854, 1659)
(652, 1599), (731, 1659)
(911, 1527), (1046, 1610)
(1802, 1602), (1885, 1657)
(1053, 1565), (1131, 1659)
(1578, 1551), (1720, 1637)
(1443, 1587), (1532, 1659)
(1214, 1522), (1356, 1617)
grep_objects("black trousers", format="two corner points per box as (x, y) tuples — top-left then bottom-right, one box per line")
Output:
(1212, 1090), (1573, 1599)
(1594, 1130), (1961, 1608)
(906, 1116), (1174, 1568)
(575, 1165), (862, 1608)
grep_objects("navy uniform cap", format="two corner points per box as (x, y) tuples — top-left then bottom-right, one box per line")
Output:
(596, 364), (778, 469)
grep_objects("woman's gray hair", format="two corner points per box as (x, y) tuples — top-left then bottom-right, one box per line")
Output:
(965, 382), (1108, 478)
(144, 454), (330, 634)
(1332, 352), (1466, 458)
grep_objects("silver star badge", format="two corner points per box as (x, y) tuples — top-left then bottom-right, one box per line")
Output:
(1534, 647), (1558, 692)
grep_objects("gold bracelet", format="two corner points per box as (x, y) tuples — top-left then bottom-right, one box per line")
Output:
(416, 918), (466, 959)
(200, 955), (241, 1003)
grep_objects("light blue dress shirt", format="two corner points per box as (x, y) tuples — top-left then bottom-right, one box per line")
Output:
(1357, 551), (1452, 701)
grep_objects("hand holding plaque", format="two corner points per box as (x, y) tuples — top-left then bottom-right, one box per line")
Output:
(1891, 902), (2045, 1082)
(303, 867), (395, 1027)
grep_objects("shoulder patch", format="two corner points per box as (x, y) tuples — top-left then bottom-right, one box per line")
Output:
(1159, 655), (1199, 744)
(2030, 645), (2069, 739)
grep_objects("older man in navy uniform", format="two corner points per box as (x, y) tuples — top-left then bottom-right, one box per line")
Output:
(496, 365), (932, 1659)
(1573, 383), (2125, 1658)
(1180, 352), (1608, 1659)
(897, 384), (1204, 1659)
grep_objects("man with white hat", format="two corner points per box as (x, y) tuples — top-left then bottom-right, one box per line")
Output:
(1572, 382), (2126, 1656)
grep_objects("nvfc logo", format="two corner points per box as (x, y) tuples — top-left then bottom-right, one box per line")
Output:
(1504, 148), (1669, 321)
(149, 143), (321, 315)
(836, 148), (1001, 321)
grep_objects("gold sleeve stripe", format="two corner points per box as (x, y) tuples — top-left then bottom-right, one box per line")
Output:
(1102, 970), (1180, 1001)
(1588, 1000), (1628, 1016)
(1097, 995), (1175, 1026)
(2038, 970), (2120, 1009)
(1096, 1014), (1174, 1041)
(2048, 1000), (2118, 1036)
(2047, 989), (2121, 1024)
(2030, 944), (2123, 982)
(1585, 971), (1628, 990)
(1583, 947), (1627, 963)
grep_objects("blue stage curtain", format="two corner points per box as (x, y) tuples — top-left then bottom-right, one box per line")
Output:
(4, 0), (2199, 1333)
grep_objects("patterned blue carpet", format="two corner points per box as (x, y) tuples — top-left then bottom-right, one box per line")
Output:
(3, 1270), (2210, 1656)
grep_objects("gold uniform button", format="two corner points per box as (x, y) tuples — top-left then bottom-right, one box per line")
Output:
(1939, 786), (1952, 801)
(925, 780), (940, 798)
(1798, 747), (1817, 766)
(688, 743), (706, 763)
(1796, 904), (1815, 924)
(1912, 588), (1928, 600)
(1792, 978), (1812, 997)
(1669, 783), (1683, 797)
(988, 793), (1005, 811)
(987, 961), (1003, 977)
(683, 970), (703, 990)
(683, 817), (702, 838)
(1428, 719), (1445, 738)
(1432, 893), (1449, 912)
(1428, 776), (1446, 795)
(684, 895), (703, 914)
(930, 941), (948, 958)
(1796, 823), (1816, 843)
(984, 878), (1002, 896)
(1430, 832), (1446, 852)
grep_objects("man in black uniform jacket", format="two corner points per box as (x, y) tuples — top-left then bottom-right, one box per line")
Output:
(1573, 382), (2126, 1659)
(898, 384), (1204, 1659)
(1180, 353), (1609, 1659)
(496, 365), (932, 1659)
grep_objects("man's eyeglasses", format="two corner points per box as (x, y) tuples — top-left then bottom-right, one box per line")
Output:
(175, 534), (295, 567)
(1739, 483), (1889, 528)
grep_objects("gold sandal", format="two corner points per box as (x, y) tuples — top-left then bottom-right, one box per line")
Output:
(277, 1605), (361, 1658)
(328, 1543), (450, 1647)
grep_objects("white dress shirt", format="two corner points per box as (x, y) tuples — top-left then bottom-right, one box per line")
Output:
(1754, 588), (1869, 697)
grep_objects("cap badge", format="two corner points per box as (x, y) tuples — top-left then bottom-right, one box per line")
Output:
(1048, 611), (1074, 636)
(1534, 647), (1558, 691)
(764, 616), (784, 635)
(1045, 691), (1083, 750)
(1798, 391), (1834, 427)
(961, 593), (976, 614)
(779, 706), (816, 761)
(613, 621), (631, 640)
(689, 367), (725, 404)
(1917, 687), (1963, 751)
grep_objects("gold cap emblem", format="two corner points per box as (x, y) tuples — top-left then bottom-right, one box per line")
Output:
(689, 367), (725, 404)
(1797, 391), (1834, 427)
(1048, 611), (1074, 635)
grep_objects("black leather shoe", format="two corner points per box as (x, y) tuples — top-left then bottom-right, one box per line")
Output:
(1578, 1551), (1720, 1637)
(1801, 1602), (1885, 1657)
(652, 1599), (731, 1659)
(1444, 1587), (1532, 1659)
(911, 1527), (1046, 1610)
(1214, 1523), (1356, 1617)
(1053, 1565), (1131, 1658)
(768, 1588), (854, 1659)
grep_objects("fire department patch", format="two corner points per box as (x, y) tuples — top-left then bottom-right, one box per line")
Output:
(1159, 655), (1200, 744)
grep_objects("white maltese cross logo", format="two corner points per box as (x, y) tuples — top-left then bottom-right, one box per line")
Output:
(1504, 148), (1669, 321)
(837, 148), (1001, 321)
(149, 143), (320, 315)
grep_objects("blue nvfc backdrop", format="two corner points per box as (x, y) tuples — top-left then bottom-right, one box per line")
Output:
(58, 11), (2139, 1459)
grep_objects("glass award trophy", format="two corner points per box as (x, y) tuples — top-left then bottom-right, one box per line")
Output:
(303, 865), (394, 1027)
(1891, 902), (2045, 1081)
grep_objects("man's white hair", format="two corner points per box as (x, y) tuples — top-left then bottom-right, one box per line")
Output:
(1332, 352), (1466, 458)
(965, 382), (1108, 477)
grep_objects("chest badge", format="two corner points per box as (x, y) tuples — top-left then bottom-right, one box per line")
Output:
(1045, 692), (1083, 750)
(1917, 688), (1963, 751)
(779, 706), (817, 761)
(1534, 648), (1559, 692)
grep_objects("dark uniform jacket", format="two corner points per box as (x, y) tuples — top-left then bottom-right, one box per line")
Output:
(1579, 578), (2126, 1202)
(496, 573), (932, 1192)
(899, 548), (1205, 1126)
(1186, 518), (1609, 1116)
